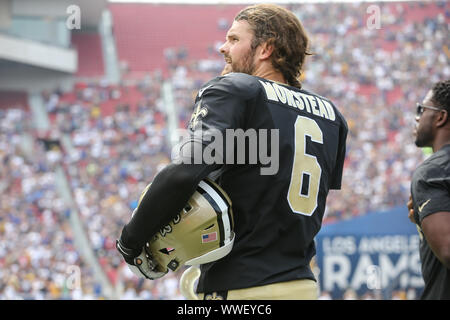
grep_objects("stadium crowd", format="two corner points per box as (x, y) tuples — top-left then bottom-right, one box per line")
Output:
(45, 77), (186, 299)
(0, 1), (448, 300)
(0, 108), (100, 299)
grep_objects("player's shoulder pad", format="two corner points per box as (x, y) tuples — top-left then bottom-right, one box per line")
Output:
(416, 149), (450, 181)
(198, 72), (261, 100)
(303, 89), (348, 129)
(318, 94), (346, 128)
(332, 102), (348, 130)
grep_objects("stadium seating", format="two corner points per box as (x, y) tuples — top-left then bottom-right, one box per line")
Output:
(109, 3), (245, 75)
(0, 91), (28, 110)
(71, 32), (105, 78)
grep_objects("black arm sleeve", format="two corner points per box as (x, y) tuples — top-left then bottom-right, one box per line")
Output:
(120, 74), (253, 251)
(330, 110), (348, 189)
(412, 162), (450, 224)
(120, 161), (219, 250)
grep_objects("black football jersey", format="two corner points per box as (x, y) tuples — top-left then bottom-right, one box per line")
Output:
(411, 144), (450, 300)
(185, 73), (348, 293)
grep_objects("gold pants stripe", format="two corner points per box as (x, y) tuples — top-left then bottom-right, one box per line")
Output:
(198, 279), (318, 300)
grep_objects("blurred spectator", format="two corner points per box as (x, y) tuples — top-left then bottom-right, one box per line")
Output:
(318, 291), (332, 300)
(0, 109), (100, 299)
(343, 288), (358, 300)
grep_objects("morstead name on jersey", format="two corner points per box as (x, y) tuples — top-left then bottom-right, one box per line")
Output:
(258, 80), (336, 121)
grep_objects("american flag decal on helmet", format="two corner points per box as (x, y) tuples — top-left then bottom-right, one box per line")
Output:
(202, 232), (217, 243)
(197, 179), (233, 248)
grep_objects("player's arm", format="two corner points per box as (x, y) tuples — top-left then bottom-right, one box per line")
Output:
(119, 161), (217, 251)
(117, 75), (253, 275)
(421, 212), (450, 268)
(414, 166), (450, 268)
(117, 160), (219, 279)
(407, 195), (415, 223)
(330, 111), (348, 190)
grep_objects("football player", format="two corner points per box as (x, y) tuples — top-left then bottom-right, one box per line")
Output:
(409, 80), (450, 299)
(117, 4), (348, 300)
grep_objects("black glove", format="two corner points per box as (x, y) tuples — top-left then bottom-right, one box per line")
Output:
(116, 238), (141, 265)
(116, 239), (167, 280)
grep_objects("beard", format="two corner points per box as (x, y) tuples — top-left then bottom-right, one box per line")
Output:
(414, 127), (433, 148)
(226, 47), (256, 75)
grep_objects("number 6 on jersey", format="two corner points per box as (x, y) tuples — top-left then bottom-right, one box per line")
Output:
(287, 116), (323, 216)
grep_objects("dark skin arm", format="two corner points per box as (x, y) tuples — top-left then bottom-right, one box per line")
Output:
(421, 211), (450, 269)
(407, 195), (415, 223)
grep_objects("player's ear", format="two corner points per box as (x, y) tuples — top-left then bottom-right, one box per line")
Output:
(258, 41), (274, 60)
(435, 109), (448, 128)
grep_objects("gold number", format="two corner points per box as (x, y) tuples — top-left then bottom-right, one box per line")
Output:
(287, 116), (323, 216)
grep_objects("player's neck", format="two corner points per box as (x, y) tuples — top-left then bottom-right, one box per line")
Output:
(432, 129), (450, 152)
(252, 63), (287, 85)
(432, 139), (450, 153)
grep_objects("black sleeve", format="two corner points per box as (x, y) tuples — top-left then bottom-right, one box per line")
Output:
(121, 74), (253, 250)
(184, 74), (258, 168)
(188, 75), (252, 143)
(330, 112), (348, 189)
(412, 163), (450, 224)
(121, 162), (219, 249)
